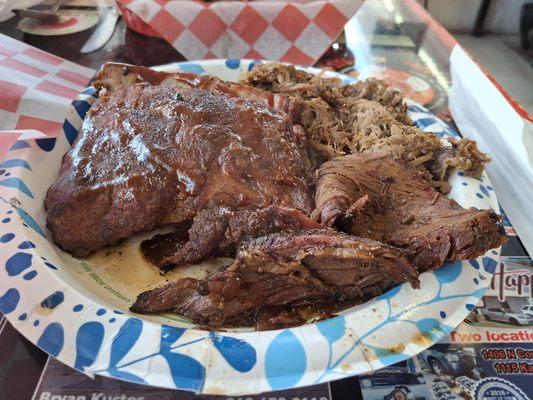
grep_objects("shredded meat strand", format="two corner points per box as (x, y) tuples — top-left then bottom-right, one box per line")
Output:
(241, 63), (490, 192)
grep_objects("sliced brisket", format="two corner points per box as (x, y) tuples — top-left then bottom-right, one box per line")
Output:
(131, 229), (418, 328)
(312, 153), (506, 272)
(141, 206), (321, 272)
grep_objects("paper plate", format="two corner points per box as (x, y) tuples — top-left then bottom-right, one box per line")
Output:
(0, 59), (501, 395)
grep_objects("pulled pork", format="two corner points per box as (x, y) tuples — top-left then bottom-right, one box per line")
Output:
(241, 63), (490, 192)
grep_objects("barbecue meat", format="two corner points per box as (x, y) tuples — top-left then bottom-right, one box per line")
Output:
(312, 153), (506, 272)
(45, 65), (314, 257)
(141, 206), (321, 272)
(131, 229), (418, 328)
(242, 63), (491, 192)
(94, 63), (302, 117)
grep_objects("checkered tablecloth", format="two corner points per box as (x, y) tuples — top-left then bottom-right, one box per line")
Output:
(120, 0), (363, 65)
(0, 34), (94, 160)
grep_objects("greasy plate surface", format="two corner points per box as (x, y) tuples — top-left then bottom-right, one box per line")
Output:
(0, 59), (500, 394)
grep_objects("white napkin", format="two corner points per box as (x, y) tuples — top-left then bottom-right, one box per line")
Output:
(449, 45), (533, 256)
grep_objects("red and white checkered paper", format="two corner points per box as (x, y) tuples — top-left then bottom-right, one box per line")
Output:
(122, 0), (363, 65)
(0, 33), (95, 160)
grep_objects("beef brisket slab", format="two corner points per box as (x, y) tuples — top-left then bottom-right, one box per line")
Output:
(312, 152), (506, 272)
(45, 64), (314, 257)
(131, 229), (418, 328)
(141, 205), (321, 272)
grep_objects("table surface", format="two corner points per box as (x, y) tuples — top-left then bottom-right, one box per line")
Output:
(0, 1), (531, 399)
